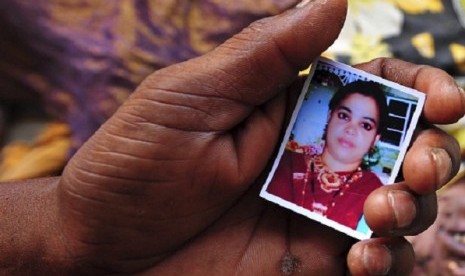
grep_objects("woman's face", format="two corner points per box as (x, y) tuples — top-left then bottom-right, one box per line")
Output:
(324, 93), (380, 167)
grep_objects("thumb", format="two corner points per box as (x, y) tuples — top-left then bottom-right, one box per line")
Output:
(134, 0), (347, 131)
(64, 0), (348, 187)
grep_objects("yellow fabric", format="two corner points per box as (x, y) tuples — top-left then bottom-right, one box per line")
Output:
(411, 32), (435, 59)
(0, 122), (71, 181)
(390, 0), (444, 14)
(450, 43), (465, 73)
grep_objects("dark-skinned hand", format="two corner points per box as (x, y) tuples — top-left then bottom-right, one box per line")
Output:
(1, 0), (463, 275)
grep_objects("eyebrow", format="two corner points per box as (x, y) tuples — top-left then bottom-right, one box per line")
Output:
(337, 105), (378, 126)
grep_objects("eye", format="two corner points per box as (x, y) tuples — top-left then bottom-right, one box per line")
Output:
(337, 111), (349, 121)
(361, 122), (374, 131)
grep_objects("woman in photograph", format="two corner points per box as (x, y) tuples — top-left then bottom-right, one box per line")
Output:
(267, 80), (388, 230)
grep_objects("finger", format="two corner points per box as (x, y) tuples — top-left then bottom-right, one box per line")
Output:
(364, 183), (437, 237)
(354, 58), (465, 124)
(347, 237), (415, 276)
(402, 127), (461, 194)
(135, 0), (347, 131)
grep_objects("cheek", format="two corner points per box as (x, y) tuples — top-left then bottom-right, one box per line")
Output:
(358, 132), (376, 147)
(328, 121), (344, 136)
(441, 204), (465, 226)
(325, 124), (338, 141)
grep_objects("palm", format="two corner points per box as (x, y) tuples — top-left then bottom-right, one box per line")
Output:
(56, 58), (356, 273)
(56, 68), (301, 273)
(147, 186), (353, 275)
(62, 128), (354, 275)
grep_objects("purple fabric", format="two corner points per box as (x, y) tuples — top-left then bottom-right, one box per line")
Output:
(0, 0), (297, 150)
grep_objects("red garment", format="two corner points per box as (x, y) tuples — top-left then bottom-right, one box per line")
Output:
(267, 150), (383, 229)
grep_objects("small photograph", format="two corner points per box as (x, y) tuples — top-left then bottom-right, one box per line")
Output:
(260, 57), (425, 240)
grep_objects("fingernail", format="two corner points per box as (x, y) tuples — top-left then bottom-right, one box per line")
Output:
(295, 0), (313, 8)
(431, 147), (452, 189)
(363, 244), (392, 275)
(457, 85), (465, 117)
(388, 190), (416, 228)
(458, 85), (465, 103)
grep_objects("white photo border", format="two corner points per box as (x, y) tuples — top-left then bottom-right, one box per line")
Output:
(259, 56), (426, 240)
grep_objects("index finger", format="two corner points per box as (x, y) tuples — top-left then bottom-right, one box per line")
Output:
(355, 58), (465, 124)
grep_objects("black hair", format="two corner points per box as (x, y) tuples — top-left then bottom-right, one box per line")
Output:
(328, 80), (388, 135)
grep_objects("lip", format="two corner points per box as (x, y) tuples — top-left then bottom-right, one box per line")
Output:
(438, 229), (465, 275)
(438, 229), (465, 255)
(337, 137), (355, 149)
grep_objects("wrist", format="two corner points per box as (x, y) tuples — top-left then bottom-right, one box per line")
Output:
(0, 177), (71, 274)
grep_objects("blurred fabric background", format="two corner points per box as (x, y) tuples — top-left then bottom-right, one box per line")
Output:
(1, 0), (465, 179)
(0, 1), (465, 274)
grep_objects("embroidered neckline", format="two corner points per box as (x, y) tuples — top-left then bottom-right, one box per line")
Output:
(307, 155), (363, 193)
(300, 155), (364, 216)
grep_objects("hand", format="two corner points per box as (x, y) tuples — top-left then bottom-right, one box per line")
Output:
(348, 58), (463, 275)
(34, 0), (462, 275)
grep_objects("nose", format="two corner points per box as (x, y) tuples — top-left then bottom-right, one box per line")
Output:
(344, 122), (357, 135)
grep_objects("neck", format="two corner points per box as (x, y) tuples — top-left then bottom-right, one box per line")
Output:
(321, 151), (360, 172)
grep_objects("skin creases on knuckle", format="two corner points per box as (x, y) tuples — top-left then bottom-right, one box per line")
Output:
(131, 80), (246, 131)
(218, 34), (260, 60)
(224, 19), (269, 52)
(242, 17), (273, 36)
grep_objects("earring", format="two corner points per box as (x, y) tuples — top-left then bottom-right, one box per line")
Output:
(362, 146), (380, 169)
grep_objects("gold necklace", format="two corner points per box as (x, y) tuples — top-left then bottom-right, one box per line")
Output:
(307, 155), (362, 193)
(300, 155), (363, 215)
